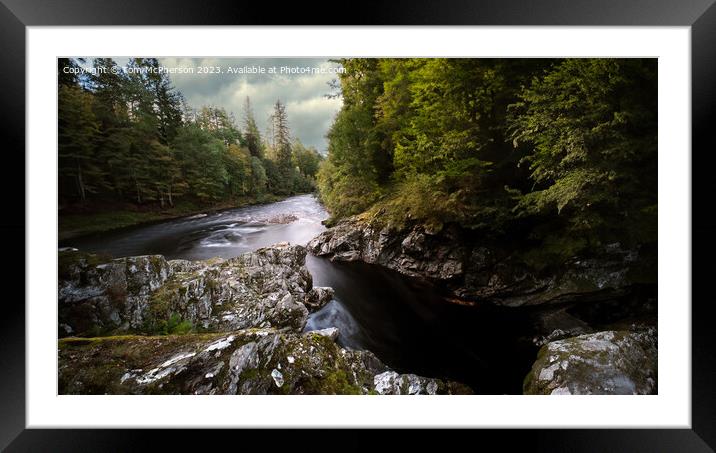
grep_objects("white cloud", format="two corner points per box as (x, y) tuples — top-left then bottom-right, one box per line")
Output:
(157, 57), (344, 152)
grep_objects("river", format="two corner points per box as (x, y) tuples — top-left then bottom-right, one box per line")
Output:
(61, 194), (538, 393)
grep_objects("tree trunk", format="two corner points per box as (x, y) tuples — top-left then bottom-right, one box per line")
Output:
(134, 176), (142, 204)
(168, 185), (174, 207)
(76, 161), (86, 202)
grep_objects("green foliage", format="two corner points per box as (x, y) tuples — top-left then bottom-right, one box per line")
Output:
(144, 313), (193, 336)
(509, 58), (657, 247)
(316, 60), (392, 217)
(292, 140), (322, 179)
(290, 139), (322, 193)
(520, 234), (589, 271)
(302, 369), (362, 395)
(319, 369), (362, 395)
(166, 313), (193, 335)
(58, 58), (314, 212)
(249, 156), (268, 195)
(58, 84), (103, 201)
(224, 144), (252, 197)
(317, 159), (382, 220)
(369, 175), (452, 231)
(319, 57), (657, 264)
(242, 96), (265, 158)
(144, 283), (193, 335)
(196, 106), (242, 146)
(266, 100), (295, 195)
(173, 125), (228, 203)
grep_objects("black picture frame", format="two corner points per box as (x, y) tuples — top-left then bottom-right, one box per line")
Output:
(2, 0), (714, 450)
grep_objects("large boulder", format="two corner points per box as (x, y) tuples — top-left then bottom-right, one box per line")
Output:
(308, 216), (653, 307)
(523, 328), (657, 395)
(58, 243), (315, 336)
(58, 328), (472, 395)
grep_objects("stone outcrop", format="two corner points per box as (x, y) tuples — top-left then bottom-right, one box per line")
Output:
(523, 328), (657, 395)
(307, 216), (653, 307)
(58, 243), (472, 395)
(58, 328), (472, 395)
(308, 217), (465, 280)
(58, 243), (314, 336)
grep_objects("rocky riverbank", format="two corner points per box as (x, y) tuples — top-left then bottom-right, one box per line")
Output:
(58, 244), (471, 395)
(307, 215), (658, 395)
(307, 215), (656, 308)
(58, 213), (658, 395)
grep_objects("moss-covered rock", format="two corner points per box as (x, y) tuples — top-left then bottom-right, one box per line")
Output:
(58, 329), (472, 395)
(523, 328), (657, 395)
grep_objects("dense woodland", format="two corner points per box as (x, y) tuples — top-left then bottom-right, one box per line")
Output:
(59, 57), (657, 266)
(318, 58), (657, 264)
(58, 58), (322, 210)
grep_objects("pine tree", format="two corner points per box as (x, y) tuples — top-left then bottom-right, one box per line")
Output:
(196, 106), (241, 146)
(268, 100), (294, 194)
(58, 85), (102, 202)
(242, 97), (264, 158)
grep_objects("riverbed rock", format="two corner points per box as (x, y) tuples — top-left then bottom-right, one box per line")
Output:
(58, 244), (319, 336)
(304, 286), (335, 312)
(264, 213), (299, 224)
(308, 216), (652, 307)
(58, 328), (472, 395)
(523, 328), (657, 395)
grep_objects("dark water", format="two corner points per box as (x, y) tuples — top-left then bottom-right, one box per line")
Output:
(61, 194), (538, 393)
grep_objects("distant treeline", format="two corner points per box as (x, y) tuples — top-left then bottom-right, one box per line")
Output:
(58, 58), (322, 209)
(318, 58), (657, 262)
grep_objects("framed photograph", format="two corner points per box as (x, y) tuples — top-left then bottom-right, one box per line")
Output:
(4, 0), (714, 449)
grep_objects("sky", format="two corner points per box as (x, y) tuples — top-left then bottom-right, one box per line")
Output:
(160, 58), (343, 153)
(94, 57), (344, 153)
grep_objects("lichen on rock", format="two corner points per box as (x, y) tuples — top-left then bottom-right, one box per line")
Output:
(58, 328), (472, 395)
(523, 328), (657, 395)
(58, 243), (317, 337)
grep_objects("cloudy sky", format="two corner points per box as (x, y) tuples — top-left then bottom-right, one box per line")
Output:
(92, 57), (342, 154)
(107, 58), (344, 153)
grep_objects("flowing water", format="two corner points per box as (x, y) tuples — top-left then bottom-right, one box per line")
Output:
(61, 194), (538, 393)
